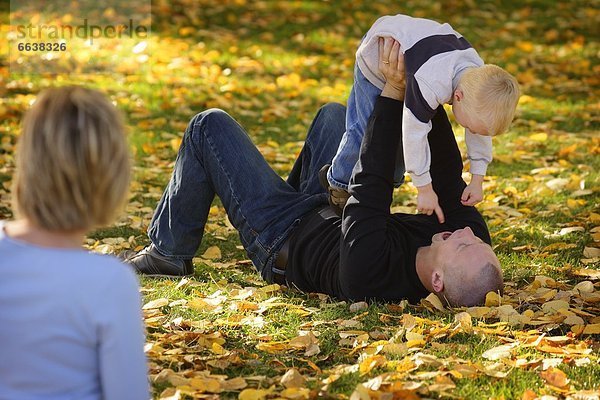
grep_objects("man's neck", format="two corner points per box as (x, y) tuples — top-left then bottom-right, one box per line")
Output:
(415, 246), (435, 292)
(4, 219), (85, 249)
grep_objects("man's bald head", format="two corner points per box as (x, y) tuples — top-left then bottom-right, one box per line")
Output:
(420, 227), (503, 307)
(442, 261), (503, 307)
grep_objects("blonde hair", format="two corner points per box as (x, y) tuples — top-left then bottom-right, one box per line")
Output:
(12, 86), (130, 231)
(458, 65), (520, 136)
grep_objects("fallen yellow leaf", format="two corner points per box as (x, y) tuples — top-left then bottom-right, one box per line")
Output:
(239, 387), (273, 400)
(201, 245), (222, 259)
(485, 291), (502, 307)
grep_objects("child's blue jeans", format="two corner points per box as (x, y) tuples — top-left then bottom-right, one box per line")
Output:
(328, 66), (405, 190)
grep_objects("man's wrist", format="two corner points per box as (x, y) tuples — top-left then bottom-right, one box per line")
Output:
(381, 83), (405, 101)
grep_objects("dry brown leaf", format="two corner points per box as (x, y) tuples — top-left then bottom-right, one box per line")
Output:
(421, 293), (446, 312)
(428, 374), (456, 392)
(454, 311), (473, 332)
(542, 300), (570, 314)
(521, 389), (538, 400)
(573, 281), (595, 294)
(280, 368), (306, 388)
(289, 332), (320, 356)
(540, 367), (569, 388)
(563, 315), (585, 325)
(583, 246), (600, 258)
(582, 323), (600, 334)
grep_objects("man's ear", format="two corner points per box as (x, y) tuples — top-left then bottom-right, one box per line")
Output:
(431, 270), (444, 293)
(454, 89), (463, 102)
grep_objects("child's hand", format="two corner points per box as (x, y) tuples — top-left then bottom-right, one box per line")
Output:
(417, 183), (445, 224)
(378, 37), (406, 99)
(461, 175), (484, 206)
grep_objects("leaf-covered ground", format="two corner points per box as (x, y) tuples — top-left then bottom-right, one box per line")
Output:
(1, 1), (599, 399)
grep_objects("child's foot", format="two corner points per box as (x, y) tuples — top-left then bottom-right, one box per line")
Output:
(318, 164), (350, 215)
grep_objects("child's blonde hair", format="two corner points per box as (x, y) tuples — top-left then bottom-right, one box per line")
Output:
(12, 86), (131, 231)
(458, 65), (520, 136)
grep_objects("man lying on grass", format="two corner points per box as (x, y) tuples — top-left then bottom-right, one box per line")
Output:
(122, 41), (503, 307)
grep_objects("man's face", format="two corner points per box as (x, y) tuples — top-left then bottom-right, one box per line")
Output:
(431, 227), (499, 276)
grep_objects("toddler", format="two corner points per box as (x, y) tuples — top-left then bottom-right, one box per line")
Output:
(327, 14), (520, 222)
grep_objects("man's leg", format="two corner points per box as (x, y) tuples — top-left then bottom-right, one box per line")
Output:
(287, 103), (347, 196)
(129, 109), (326, 281)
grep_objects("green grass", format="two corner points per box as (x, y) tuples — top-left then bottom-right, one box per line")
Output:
(1, 0), (598, 398)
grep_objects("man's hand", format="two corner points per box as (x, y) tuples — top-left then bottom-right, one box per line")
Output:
(417, 183), (445, 223)
(461, 174), (484, 206)
(378, 37), (406, 101)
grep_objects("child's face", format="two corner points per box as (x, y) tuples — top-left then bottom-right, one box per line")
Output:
(452, 101), (490, 136)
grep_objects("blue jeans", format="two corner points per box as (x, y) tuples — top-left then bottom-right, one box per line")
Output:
(328, 66), (405, 190)
(148, 103), (346, 282)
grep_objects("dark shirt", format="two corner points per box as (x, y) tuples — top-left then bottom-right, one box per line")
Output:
(286, 97), (491, 302)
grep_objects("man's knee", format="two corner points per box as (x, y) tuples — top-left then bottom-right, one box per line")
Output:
(190, 108), (232, 129)
(319, 102), (346, 121)
(312, 103), (346, 145)
(186, 108), (234, 142)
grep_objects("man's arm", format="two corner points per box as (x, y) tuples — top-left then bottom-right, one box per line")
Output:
(427, 108), (471, 210)
(340, 95), (405, 300)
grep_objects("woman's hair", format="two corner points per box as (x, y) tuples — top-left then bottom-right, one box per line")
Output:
(12, 86), (130, 231)
(459, 64), (520, 136)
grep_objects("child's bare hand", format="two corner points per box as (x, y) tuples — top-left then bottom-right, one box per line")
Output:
(461, 175), (484, 206)
(417, 184), (445, 224)
(461, 182), (484, 206)
(378, 37), (406, 95)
